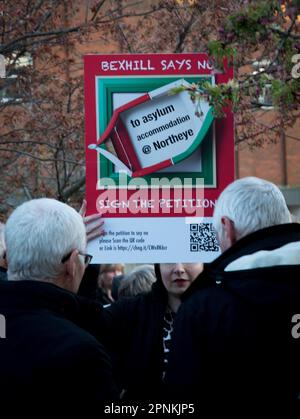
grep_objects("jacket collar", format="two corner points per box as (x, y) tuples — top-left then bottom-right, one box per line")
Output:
(209, 223), (300, 271)
(225, 240), (300, 272)
(0, 280), (81, 321)
(183, 223), (300, 299)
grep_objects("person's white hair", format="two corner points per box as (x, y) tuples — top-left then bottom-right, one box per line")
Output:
(5, 198), (86, 281)
(118, 265), (156, 298)
(213, 177), (292, 241)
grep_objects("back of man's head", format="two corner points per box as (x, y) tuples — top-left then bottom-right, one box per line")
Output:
(5, 198), (86, 283)
(213, 177), (291, 249)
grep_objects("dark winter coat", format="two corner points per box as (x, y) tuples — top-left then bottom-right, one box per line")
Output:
(80, 264), (168, 401)
(0, 280), (118, 409)
(165, 223), (300, 402)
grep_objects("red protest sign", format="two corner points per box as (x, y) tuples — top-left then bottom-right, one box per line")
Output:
(84, 53), (234, 263)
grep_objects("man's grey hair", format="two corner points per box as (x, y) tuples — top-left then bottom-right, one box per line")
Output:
(213, 177), (292, 240)
(5, 198), (86, 281)
(118, 265), (156, 298)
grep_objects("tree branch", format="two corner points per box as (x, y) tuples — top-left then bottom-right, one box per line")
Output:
(174, 8), (197, 53)
(269, 25), (300, 40)
(0, 148), (84, 165)
(0, 26), (83, 54)
(62, 175), (85, 200)
(90, 0), (107, 21)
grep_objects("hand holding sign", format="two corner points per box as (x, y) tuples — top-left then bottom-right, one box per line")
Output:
(80, 199), (105, 242)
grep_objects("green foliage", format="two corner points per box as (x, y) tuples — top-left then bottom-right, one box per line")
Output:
(271, 78), (299, 106)
(208, 40), (236, 68)
(170, 80), (240, 118)
(207, 0), (300, 119)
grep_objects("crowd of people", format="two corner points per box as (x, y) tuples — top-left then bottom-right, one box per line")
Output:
(0, 176), (300, 410)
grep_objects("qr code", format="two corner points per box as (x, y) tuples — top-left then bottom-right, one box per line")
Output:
(189, 223), (220, 252)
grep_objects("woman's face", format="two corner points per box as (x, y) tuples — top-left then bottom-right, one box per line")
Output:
(99, 270), (115, 289)
(99, 265), (124, 290)
(160, 263), (203, 297)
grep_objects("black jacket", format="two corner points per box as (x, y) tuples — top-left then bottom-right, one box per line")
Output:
(0, 280), (118, 409)
(165, 223), (300, 401)
(80, 265), (168, 400)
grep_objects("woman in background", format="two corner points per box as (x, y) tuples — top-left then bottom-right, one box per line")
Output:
(97, 263), (124, 303)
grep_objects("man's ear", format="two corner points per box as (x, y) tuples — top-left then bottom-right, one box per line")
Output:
(221, 216), (237, 248)
(65, 250), (78, 281)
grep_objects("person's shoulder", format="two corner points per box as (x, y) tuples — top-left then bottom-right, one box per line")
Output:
(179, 283), (240, 320)
(104, 292), (158, 326)
(65, 331), (110, 361)
(42, 320), (118, 402)
(185, 282), (235, 303)
(15, 308), (110, 369)
(49, 314), (111, 362)
(36, 308), (103, 347)
(110, 291), (152, 310)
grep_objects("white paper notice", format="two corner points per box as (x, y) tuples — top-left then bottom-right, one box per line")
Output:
(120, 90), (209, 168)
(87, 217), (220, 263)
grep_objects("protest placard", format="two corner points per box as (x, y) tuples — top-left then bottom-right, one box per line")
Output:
(84, 53), (234, 262)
